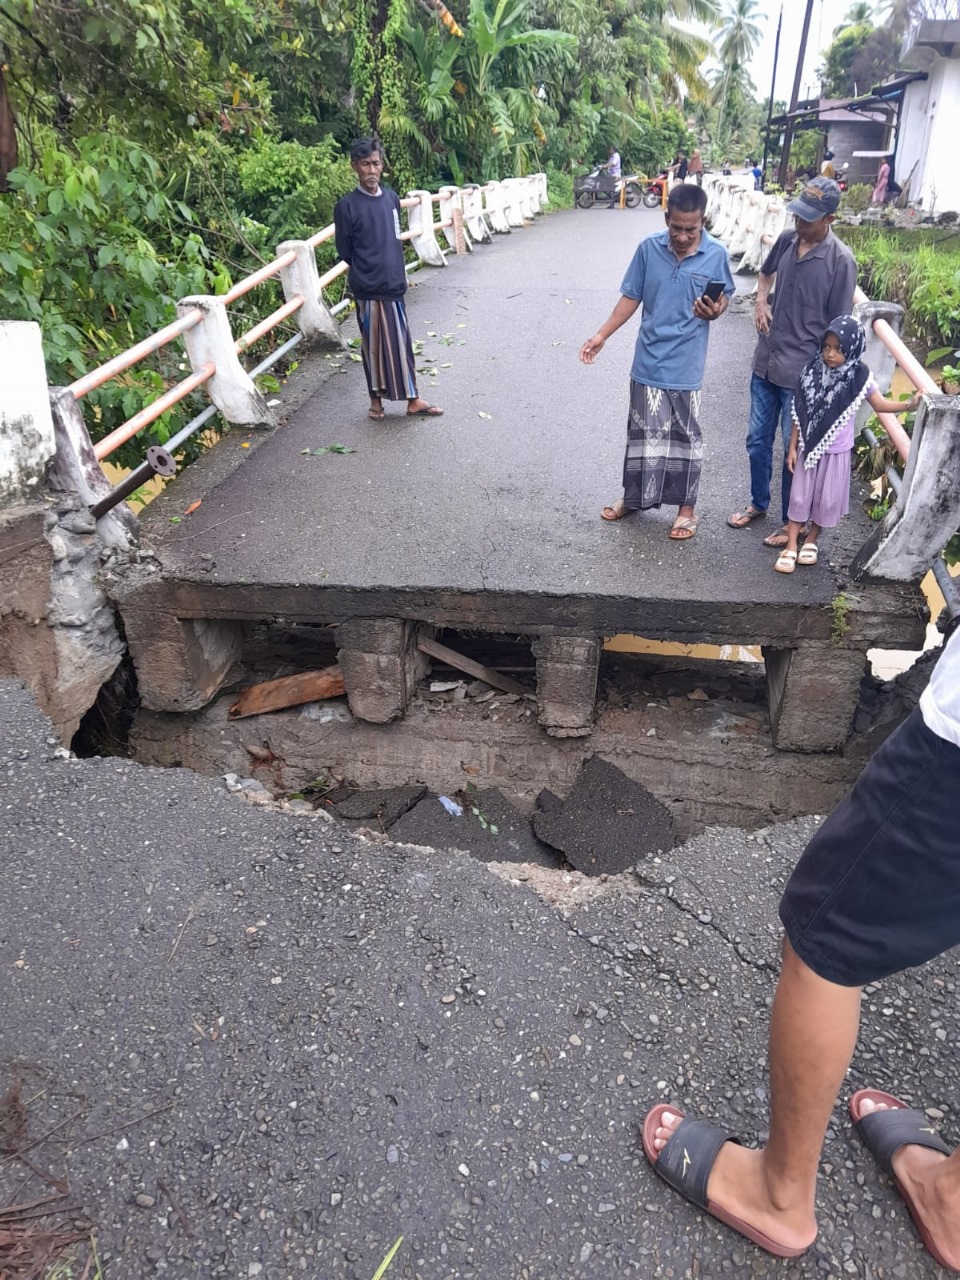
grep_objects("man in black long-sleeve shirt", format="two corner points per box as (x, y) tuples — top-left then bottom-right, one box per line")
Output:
(334, 138), (443, 421)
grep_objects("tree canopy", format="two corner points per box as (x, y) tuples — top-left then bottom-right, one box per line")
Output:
(0, 0), (767, 458)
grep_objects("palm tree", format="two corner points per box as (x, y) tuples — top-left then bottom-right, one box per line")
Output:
(833, 2), (874, 35)
(713, 0), (763, 150)
(636, 0), (722, 103)
(716, 0), (762, 68)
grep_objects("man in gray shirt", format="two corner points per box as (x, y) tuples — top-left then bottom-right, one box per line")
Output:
(728, 177), (856, 547)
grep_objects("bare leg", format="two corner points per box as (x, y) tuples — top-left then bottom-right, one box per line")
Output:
(804, 521), (822, 547)
(783, 518), (805, 554)
(653, 939), (861, 1250)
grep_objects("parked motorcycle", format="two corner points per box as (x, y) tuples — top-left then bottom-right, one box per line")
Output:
(574, 163), (644, 209)
(640, 173), (668, 208)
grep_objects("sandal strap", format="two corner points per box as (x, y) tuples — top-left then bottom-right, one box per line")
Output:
(654, 1116), (741, 1209)
(856, 1106), (951, 1176)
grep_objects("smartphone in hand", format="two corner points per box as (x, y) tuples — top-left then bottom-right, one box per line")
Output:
(702, 280), (725, 303)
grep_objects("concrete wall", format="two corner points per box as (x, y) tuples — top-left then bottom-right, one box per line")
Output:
(900, 55), (960, 212)
(825, 120), (887, 186)
(0, 321), (125, 740)
(0, 322), (55, 504)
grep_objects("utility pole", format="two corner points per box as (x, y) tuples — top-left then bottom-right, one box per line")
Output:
(777, 0), (815, 189)
(761, 5), (783, 189)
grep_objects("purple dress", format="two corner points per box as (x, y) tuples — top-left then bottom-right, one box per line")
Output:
(788, 376), (877, 529)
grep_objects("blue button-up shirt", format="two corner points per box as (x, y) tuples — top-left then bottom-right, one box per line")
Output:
(620, 228), (734, 391)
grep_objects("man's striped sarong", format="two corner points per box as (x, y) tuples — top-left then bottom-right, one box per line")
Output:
(356, 298), (418, 402)
(622, 381), (703, 510)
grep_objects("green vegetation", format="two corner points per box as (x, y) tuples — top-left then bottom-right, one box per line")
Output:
(829, 592), (850, 645)
(840, 183), (871, 214)
(835, 225), (960, 353)
(818, 1), (909, 98)
(372, 1235), (404, 1279)
(0, 0), (767, 469)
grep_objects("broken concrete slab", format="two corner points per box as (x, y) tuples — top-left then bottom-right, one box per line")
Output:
(535, 788), (564, 815)
(328, 784), (427, 827)
(387, 789), (561, 868)
(532, 755), (675, 876)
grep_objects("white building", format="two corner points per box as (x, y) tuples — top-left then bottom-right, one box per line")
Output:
(895, 17), (960, 213)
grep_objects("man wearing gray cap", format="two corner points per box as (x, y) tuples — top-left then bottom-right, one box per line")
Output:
(728, 177), (856, 547)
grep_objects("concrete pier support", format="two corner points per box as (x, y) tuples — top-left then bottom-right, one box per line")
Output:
(123, 606), (244, 713)
(336, 617), (429, 724)
(763, 644), (867, 752)
(533, 634), (601, 738)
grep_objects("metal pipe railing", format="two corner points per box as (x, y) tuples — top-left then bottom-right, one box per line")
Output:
(222, 250), (296, 304)
(68, 309), (203, 401)
(93, 363), (215, 462)
(235, 296), (303, 355)
(90, 332), (306, 517)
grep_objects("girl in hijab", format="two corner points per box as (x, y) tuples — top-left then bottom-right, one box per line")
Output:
(774, 315), (921, 573)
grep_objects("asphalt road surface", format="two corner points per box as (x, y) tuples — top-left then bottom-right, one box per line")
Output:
(2, 678), (957, 1278)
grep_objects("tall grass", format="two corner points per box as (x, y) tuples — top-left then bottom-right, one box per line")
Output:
(836, 226), (960, 352)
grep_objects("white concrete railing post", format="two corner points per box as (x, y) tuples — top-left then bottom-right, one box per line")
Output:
(499, 178), (526, 227)
(482, 182), (511, 234)
(0, 321), (55, 506)
(727, 190), (765, 261)
(515, 177), (535, 221)
(176, 296), (276, 427)
(406, 191), (447, 267)
(47, 388), (138, 547)
(530, 173), (547, 214)
(461, 185), (493, 244)
(856, 301), (906, 407)
(740, 198), (787, 274)
(438, 186), (471, 253)
(277, 240), (345, 348)
(852, 393), (960, 581)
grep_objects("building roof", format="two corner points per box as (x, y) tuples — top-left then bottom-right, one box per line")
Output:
(767, 73), (928, 131)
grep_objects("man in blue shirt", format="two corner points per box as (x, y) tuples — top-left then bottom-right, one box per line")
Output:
(579, 184), (735, 540)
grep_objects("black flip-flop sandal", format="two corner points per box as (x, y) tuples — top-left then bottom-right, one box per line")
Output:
(641, 1104), (812, 1258)
(850, 1089), (954, 1270)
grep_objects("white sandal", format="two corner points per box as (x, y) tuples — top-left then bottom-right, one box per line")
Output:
(797, 543), (819, 565)
(775, 550), (798, 574)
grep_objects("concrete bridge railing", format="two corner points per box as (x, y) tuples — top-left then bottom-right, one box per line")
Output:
(6, 172), (547, 550)
(0, 173), (547, 737)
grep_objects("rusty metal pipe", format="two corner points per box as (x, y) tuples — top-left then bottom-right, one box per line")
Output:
(90, 445), (177, 519)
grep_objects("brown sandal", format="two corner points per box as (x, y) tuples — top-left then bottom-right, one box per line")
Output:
(601, 499), (632, 522)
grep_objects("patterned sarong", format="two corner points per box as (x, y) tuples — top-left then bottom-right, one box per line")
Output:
(356, 298), (418, 402)
(622, 381), (703, 510)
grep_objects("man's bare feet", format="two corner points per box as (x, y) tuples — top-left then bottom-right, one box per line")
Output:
(857, 1095), (960, 1270)
(650, 1109), (818, 1255)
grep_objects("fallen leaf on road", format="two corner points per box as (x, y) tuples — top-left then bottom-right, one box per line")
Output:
(184, 499), (202, 515)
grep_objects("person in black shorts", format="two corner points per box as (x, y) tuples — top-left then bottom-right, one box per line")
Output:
(641, 626), (960, 1268)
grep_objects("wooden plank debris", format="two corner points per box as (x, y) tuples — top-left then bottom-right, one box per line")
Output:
(416, 635), (531, 697)
(228, 665), (345, 719)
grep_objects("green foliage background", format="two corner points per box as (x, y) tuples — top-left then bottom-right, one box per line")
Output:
(0, 0), (766, 463)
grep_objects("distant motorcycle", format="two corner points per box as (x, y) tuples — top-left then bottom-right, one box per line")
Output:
(640, 173), (668, 208)
(574, 163), (645, 209)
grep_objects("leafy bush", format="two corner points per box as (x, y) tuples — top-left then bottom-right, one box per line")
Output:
(841, 183), (871, 214)
(1, 129), (231, 466)
(235, 136), (355, 245)
(543, 164), (573, 210)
